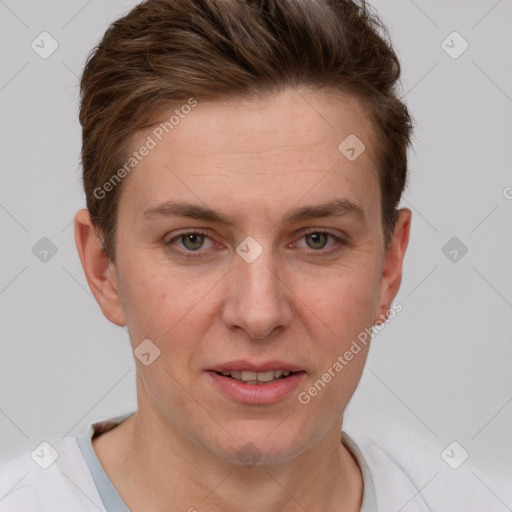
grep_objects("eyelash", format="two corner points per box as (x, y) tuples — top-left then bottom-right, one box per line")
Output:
(165, 229), (347, 259)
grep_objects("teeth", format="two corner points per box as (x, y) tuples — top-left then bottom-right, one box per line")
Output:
(241, 370), (257, 381)
(253, 371), (275, 382)
(219, 369), (294, 382)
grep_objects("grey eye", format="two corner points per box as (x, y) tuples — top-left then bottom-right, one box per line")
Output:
(181, 233), (205, 250)
(305, 233), (329, 250)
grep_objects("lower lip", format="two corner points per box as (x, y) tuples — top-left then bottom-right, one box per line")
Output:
(206, 371), (306, 404)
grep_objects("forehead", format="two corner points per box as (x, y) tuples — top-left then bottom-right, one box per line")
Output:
(118, 88), (380, 223)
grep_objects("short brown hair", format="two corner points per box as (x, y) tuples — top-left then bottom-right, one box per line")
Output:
(79, 0), (413, 263)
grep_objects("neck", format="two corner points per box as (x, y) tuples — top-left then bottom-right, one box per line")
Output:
(93, 404), (363, 512)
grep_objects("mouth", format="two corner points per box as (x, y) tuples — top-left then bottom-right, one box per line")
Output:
(213, 369), (301, 385)
(205, 362), (307, 404)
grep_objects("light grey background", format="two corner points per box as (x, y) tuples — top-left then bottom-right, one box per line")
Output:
(1, 0), (511, 509)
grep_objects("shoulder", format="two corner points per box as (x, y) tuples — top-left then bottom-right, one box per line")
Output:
(349, 430), (433, 510)
(0, 436), (105, 512)
(345, 424), (507, 511)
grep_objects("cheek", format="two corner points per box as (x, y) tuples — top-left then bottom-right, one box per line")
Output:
(300, 260), (380, 338)
(293, 259), (379, 401)
(118, 262), (219, 357)
(120, 266), (211, 399)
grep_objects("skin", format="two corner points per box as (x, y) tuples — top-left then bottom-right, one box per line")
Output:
(75, 87), (411, 512)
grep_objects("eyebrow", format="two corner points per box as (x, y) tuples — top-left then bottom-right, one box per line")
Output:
(142, 198), (366, 226)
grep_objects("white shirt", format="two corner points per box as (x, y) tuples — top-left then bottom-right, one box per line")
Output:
(0, 410), (434, 511)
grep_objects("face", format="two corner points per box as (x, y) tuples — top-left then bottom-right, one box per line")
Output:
(80, 87), (409, 465)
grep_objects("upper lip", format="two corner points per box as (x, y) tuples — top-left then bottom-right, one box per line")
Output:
(206, 360), (305, 373)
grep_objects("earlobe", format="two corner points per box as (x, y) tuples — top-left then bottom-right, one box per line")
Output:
(74, 209), (126, 326)
(373, 208), (412, 325)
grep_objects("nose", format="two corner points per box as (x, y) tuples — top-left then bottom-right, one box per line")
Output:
(221, 246), (293, 340)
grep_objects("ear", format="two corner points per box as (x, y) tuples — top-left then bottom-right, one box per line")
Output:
(373, 208), (412, 325)
(74, 209), (126, 326)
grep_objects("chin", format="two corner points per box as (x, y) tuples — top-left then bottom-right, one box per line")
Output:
(205, 426), (311, 467)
